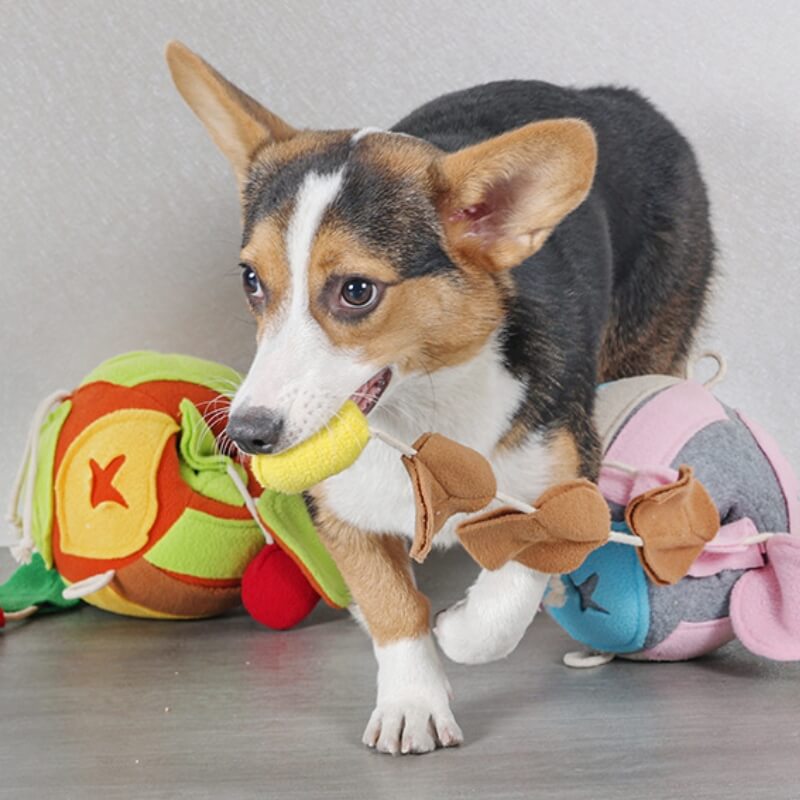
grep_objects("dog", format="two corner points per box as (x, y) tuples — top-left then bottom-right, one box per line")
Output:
(166, 41), (714, 755)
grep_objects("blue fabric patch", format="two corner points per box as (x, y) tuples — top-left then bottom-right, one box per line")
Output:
(548, 524), (651, 653)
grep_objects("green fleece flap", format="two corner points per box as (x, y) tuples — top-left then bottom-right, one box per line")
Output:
(256, 492), (351, 608)
(31, 400), (72, 568)
(0, 553), (79, 613)
(145, 508), (264, 580)
(178, 399), (246, 506)
(81, 351), (241, 394)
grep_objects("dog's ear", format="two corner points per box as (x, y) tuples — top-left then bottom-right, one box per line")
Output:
(165, 41), (297, 183)
(438, 119), (597, 271)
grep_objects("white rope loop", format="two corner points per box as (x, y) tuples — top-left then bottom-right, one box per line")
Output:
(5, 389), (71, 563)
(685, 350), (728, 389)
(563, 650), (616, 669)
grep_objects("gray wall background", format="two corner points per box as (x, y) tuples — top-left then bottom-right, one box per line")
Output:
(1, 0), (798, 545)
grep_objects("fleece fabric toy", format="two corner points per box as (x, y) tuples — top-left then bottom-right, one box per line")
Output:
(545, 366), (800, 663)
(249, 355), (799, 663)
(3, 351), (349, 628)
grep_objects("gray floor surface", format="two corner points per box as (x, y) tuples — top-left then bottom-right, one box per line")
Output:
(2, 547), (798, 800)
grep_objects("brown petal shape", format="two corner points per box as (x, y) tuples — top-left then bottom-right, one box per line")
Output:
(402, 433), (497, 563)
(456, 479), (611, 573)
(625, 465), (720, 586)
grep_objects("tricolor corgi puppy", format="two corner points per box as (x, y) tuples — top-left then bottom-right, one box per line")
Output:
(166, 42), (714, 755)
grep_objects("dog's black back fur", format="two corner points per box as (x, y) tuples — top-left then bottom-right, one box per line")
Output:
(394, 81), (714, 475)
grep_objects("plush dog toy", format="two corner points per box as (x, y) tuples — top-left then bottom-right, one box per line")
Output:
(249, 356), (799, 663)
(2, 351), (349, 628)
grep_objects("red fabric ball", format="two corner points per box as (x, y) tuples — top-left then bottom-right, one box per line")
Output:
(241, 544), (320, 630)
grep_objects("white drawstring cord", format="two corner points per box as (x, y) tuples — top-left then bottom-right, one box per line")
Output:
(61, 570), (116, 600)
(602, 459), (639, 476)
(370, 427), (417, 457)
(5, 389), (71, 564)
(739, 532), (778, 546)
(4, 606), (39, 622)
(226, 463), (274, 545)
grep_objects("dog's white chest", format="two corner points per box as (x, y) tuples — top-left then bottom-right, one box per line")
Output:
(320, 340), (552, 540)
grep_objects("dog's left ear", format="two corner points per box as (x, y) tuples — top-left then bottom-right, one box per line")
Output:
(438, 119), (597, 271)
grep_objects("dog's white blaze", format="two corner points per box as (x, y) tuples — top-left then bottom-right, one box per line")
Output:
(352, 127), (418, 144)
(351, 126), (384, 142)
(363, 635), (462, 754)
(285, 169), (345, 315)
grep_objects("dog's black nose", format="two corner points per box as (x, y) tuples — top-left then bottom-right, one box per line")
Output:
(227, 408), (285, 455)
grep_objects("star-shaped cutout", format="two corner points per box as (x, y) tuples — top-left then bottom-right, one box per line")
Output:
(569, 573), (609, 615)
(89, 454), (129, 509)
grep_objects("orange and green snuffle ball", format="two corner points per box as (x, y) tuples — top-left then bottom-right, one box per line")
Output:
(1, 351), (349, 625)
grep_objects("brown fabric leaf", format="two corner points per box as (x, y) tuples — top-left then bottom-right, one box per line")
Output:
(625, 465), (720, 586)
(456, 479), (611, 573)
(402, 433), (497, 563)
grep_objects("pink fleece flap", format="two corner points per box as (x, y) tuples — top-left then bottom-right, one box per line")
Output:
(604, 381), (727, 470)
(730, 535), (800, 661)
(688, 517), (765, 577)
(638, 619), (735, 661)
(738, 412), (800, 534)
(599, 465), (679, 507)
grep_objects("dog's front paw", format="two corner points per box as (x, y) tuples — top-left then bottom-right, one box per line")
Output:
(366, 635), (463, 755)
(434, 598), (524, 665)
(434, 562), (547, 665)
(362, 699), (463, 755)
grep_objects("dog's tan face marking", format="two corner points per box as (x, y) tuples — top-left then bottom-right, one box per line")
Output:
(239, 216), (290, 337)
(305, 223), (506, 375)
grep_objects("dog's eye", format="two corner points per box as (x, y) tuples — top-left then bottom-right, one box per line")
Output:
(340, 278), (378, 309)
(240, 264), (264, 300)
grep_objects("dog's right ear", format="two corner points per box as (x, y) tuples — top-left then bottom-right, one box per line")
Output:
(165, 41), (297, 184)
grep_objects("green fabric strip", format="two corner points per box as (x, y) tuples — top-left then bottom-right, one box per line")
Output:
(178, 399), (246, 507)
(31, 400), (72, 568)
(80, 351), (242, 394)
(256, 492), (350, 608)
(0, 553), (80, 613)
(144, 507), (264, 580)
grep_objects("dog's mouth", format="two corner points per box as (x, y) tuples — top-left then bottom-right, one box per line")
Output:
(351, 367), (392, 415)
